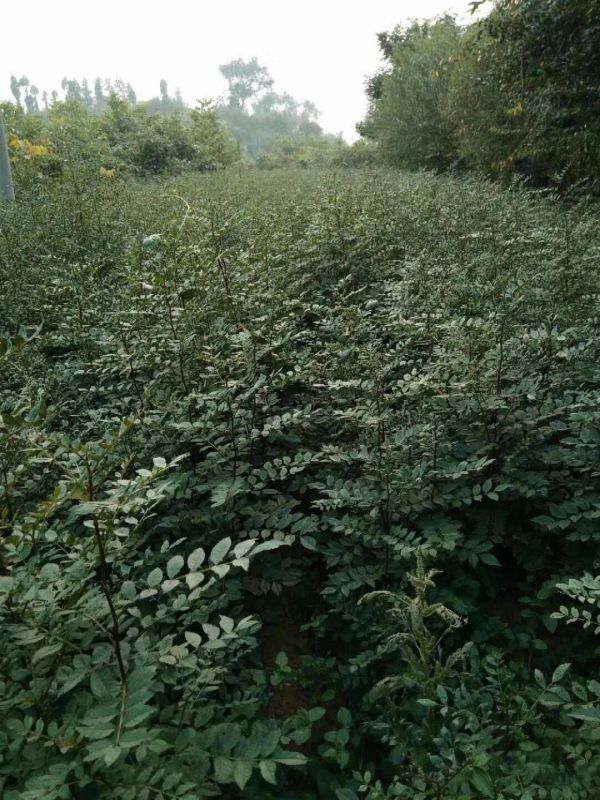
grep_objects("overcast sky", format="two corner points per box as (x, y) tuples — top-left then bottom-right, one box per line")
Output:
(1, 0), (483, 140)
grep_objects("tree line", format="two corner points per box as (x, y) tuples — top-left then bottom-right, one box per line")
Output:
(360, 0), (600, 191)
(2, 59), (367, 177)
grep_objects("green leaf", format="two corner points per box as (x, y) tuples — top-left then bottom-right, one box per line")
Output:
(202, 623), (220, 640)
(219, 615), (234, 633)
(552, 663), (571, 684)
(470, 767), (494, 797)
(187, 547), (205, 571)
(167, 555), (184, 578)
(273, 750), (308, 765)
(32, 643), (62, 664)
(436, 685), (448, 704)
(210, 477), (246, 507)
(186, 571), (204, 589)
(480, 552), (501, 567)
(259, 729), (280, 757)
(213, 756), (233, 783)
(233, 760), (253, 790)
(568, 707), (600, 722)
(588, 681), (600, 698)
(103, 745), (122, 767)
(119, 729), (151, 747)
(147, 568), (162, 587)
(234, 539), (256, 558)
(337, 707), (352, 726)
(90, 670), (110, 698)
(78, 725), (114, 741)
(40, 563), (60, 581)
(534, 669), (546, 689)
(210, 537), (232, 565)
(336, 790), (359, 800)
(185, 631), (202, 648)
(57, 665), (88, 697)
(259, 759), (277, 785)
(275, 651), (288, 668)
(252, 540), (286, 555)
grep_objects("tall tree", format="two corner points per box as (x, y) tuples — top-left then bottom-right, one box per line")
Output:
(94, 77), (105, 112)
(81, 79), (93, 109)
(9, 75), (21, 108)
(61, 78), (83, 103)
(449, 0), (600, 186)
(159, 79), (169, 109)
(359, 16), (462, 170)
(24, 84), (39, 114)
(219, 58), (273, 110)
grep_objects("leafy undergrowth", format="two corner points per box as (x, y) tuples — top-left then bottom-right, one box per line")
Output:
(1, 168), (600, 799)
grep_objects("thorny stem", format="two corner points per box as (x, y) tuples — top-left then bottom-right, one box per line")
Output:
(85, 459), (128, 745)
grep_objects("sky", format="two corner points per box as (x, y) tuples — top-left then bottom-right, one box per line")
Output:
(1, 0), (484, 141)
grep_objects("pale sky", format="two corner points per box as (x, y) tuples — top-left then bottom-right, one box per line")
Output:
(1, 0), (484, 140)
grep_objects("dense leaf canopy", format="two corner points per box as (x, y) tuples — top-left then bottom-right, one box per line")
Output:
(2, 164), (600, 798)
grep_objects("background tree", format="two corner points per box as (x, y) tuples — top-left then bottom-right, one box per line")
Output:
(24, 84), (40, 114)
(218, 60), (326, 158)
(189, 99), (239, 169)
(93, 77), (106, 112)
(81, 78), (93, 109)
(159, 78), (169, 106)
(3, 61), (332, 167)
(361, 0), (600, 190)
(449, 0), (600, 187)
(359, 16), (462, 171)
(219, 57), (274, 110)
(10, 75), (22, 108)
(61, 77), (84, 104)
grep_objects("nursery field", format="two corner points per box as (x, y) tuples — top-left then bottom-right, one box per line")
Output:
(1, 168), (600, 799)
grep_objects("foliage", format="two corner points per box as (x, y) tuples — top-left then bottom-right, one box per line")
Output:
(1, 95), (238, 179)
(362, 1), (600, 191)
(4, 62), (334, 170)
(10, 75), (176, 117)
(359, 16), (462, 171)
(553, 575), (600, 636)
(2, 166), (600, 797)
(189, 102), (240, 171)
(217, 59), (325, 159)
(255, 135), (351, 170)
(219, 59), (274, 111)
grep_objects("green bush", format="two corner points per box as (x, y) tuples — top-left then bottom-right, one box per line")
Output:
(2, 94), (240, 181)
(362, 1), (600, 191)
(2, 168), (600, 797)
(360, 16), (462, 171)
